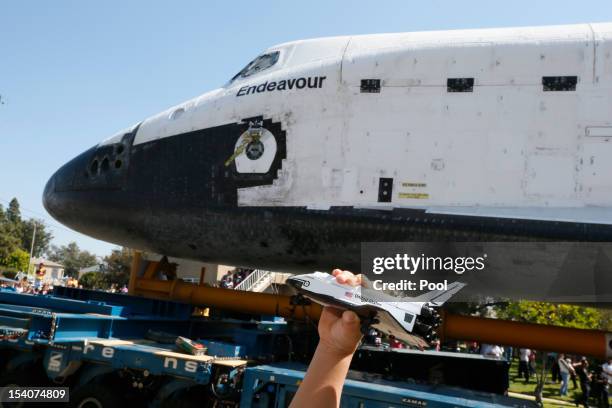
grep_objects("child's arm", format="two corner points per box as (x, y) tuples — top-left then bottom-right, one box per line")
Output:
(289, 270), (363, 408)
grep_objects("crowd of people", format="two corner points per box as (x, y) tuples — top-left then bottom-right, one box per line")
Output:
(361, 333), (611, 407)
(0, 274), (83, 294)
(1, 276), (131, 294)
(0, 276), (53, 295)
(108, 283), (129, 293)
(475, 345), (610, 407)
(218, 268), (254, 289)
(547, 353), (611, 408)
(0, 262), (80, 294)
(363, 328), (442, 351)
(466, 345), (610, 407)
(515, 349), (610, 406)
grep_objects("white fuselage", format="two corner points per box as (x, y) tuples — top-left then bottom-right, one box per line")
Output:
(104, 22), (612, 225)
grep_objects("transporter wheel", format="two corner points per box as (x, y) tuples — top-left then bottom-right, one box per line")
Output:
(68, 383), (124, 408)
(0, 363), (50, 408)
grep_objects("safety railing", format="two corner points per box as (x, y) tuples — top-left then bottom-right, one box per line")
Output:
(234, 269), (271, 292)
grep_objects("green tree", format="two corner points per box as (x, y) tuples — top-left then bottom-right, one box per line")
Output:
(0, 222), (16, 259)
(6, 198), (23, 243)
(6, 198), (21, 225)
(102, 247), (135, 287)
(21, 219), (53, 258)
(601, 309), (612, 331)
(0, 248), (29, 272)
(0, 204), (20, 260)
(48, 242), (98, 277)
(494, 300), (605, 330)
(79, 271), (105, 290)
(0, 199), (54, 262)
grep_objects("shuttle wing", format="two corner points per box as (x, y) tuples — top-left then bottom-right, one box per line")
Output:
(371, 308), (430, 349)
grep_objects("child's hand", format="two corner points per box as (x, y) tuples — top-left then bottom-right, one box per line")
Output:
(316, 269), (364, 357)
(290, 269), (365, 407)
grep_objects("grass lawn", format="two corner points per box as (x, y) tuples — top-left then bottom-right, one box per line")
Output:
(507, 360), (608, 408)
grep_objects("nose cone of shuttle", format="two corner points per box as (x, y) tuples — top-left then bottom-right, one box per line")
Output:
(44, 121), (147, 248)
(42, 172), (57, 219)
(43, 142), (130, 240)
(43, 147), (95, 229)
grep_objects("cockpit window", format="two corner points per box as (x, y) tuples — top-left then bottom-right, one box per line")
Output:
(230, 51), (280, 83)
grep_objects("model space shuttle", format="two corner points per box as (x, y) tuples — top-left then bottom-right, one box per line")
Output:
(287, 272), (465, 348)
(43, 23), (612, 300)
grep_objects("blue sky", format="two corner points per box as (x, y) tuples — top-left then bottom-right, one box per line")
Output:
(2, 0), (612, 256)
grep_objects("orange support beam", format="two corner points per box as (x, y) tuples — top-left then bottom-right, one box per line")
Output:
(440, 312), (611, 360)
(199, 267), (206, 285)
(134, 277), (323, 321)
(142, 261), (161, 279)
(132, 274), (612, 359)
(127, 251), (142, 294)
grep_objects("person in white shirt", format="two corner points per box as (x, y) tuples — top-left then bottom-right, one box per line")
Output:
(558, 353), (575, 396)
(481, 344), (504, 359)
(518, 348), (531, 382)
